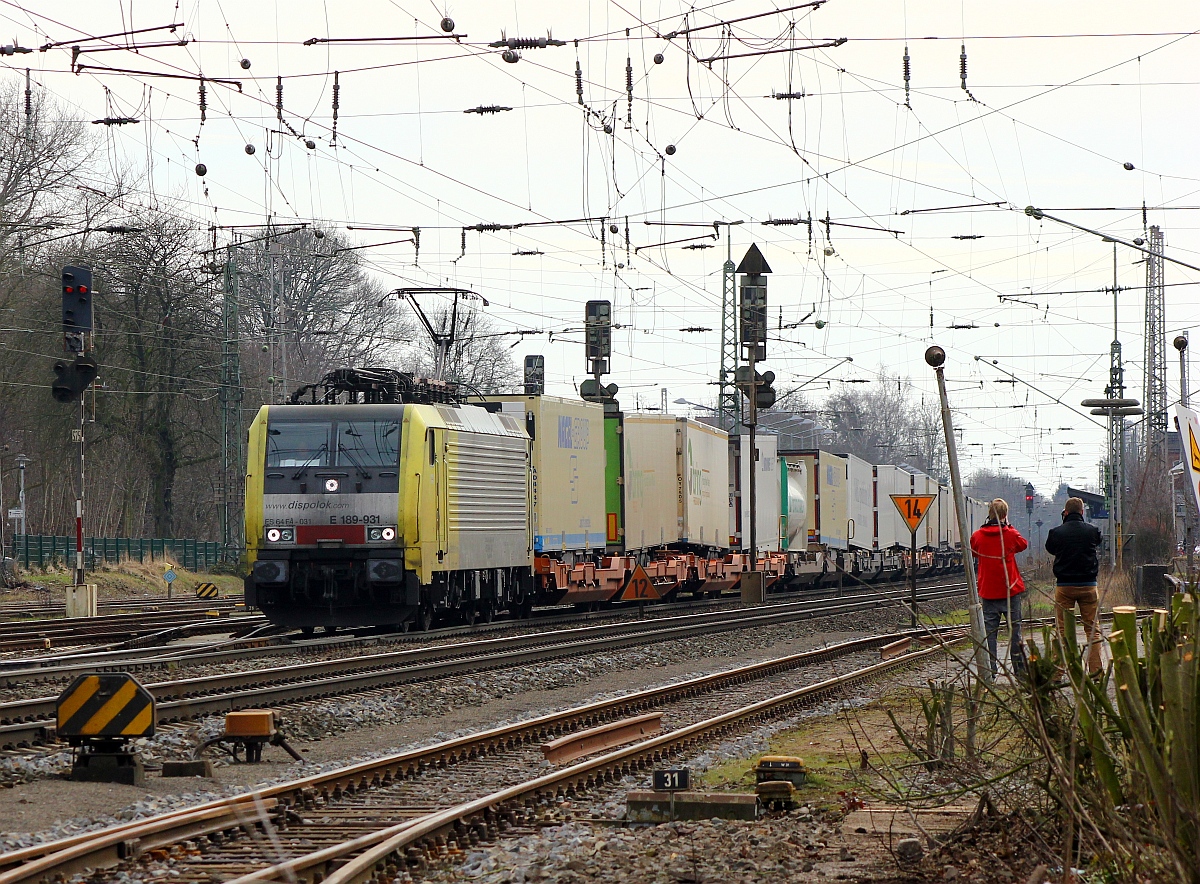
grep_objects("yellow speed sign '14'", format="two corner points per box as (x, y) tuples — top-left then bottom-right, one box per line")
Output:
(889, 494), (937, 534)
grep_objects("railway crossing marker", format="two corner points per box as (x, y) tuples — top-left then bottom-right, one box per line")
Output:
(163, 564), (177, 600)
(889, 494), (938, 628)
(196, 581), (219, 599)
(56, 672), (155, 785)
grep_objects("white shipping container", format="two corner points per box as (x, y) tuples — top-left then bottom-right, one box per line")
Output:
(491, 395), (606, 554)
(678, 418), (730, 549)
(736, 434), (781, 553)
(623, 414), (679, 550)
(845, 454), (874, 550)
(873, 464), (907, 550)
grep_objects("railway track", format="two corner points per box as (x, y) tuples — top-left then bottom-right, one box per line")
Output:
(0, 582), (966, 749)
(0, 595), (245, 622)
(2, 574), (963, 673)
(0, 603), (258, 653)
(0, 629), (957, 884)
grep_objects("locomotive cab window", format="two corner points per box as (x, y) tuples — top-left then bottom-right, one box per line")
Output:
(337, 420), (400, 467)
(267, 422), (331, 468)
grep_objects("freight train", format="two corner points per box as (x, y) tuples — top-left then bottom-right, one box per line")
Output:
(244, 368), (988, 632)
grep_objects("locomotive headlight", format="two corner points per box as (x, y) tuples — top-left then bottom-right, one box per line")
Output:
(381, 526), (396, 541)
(368, 526), (398, 542)
(266, 528), (281, 543)
(265, 527), (294, 543)
(324, 478), (339, 492)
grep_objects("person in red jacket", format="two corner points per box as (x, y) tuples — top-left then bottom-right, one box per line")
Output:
(969, 498), (1029, 677)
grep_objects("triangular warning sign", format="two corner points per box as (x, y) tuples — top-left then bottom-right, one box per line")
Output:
(890, 494), (937, 533)
(620, 564), (661, 601)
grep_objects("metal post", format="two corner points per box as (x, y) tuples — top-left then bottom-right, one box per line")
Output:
(716, 224), (743, 432)
(15, 455), (26, 538)
(926, 346), (991, 683)
(220, 245), (244, 563)
(909, 528), (918, 629)
(747, 340), (757, 570)
(1177, 334), (1195, 589)
(75, 397), (84, 586)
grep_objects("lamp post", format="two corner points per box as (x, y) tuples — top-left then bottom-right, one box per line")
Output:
(14, 454), (27, 539)
(926, 345), (991, 684)
(1176, 334), (1194, 587)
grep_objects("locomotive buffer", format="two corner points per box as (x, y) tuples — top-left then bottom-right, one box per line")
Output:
(56, 673), (155, 785)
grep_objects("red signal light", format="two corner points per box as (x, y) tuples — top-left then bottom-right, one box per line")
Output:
(65, 286), (74, 293)
(79, 285), (88, 293)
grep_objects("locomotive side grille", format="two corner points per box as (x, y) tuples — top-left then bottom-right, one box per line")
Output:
(445, 434), (528, 532)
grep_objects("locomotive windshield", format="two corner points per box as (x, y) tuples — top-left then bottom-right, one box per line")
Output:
(267, 419), (401, 468)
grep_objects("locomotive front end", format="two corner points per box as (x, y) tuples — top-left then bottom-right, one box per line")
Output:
(245, 403), (413, 631)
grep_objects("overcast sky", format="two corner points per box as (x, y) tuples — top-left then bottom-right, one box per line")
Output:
(4, 0), (1199, 493)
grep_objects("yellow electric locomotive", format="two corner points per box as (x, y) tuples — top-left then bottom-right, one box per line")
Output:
(245, 369), (533, 634)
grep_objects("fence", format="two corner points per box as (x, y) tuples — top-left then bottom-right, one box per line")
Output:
(10, 535), (224, 572)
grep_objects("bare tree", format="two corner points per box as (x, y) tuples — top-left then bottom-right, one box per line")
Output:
(814, 371), (947, 477)
(404, 304), (520, 394)
(235, 226), (414, 402)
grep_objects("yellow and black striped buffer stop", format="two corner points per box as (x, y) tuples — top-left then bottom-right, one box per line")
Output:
(196, 582), (219, 599)
(56, 673), (155, 740)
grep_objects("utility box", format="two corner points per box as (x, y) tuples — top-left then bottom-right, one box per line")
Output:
(1136, 564), (1172, 608)
(65, 584), (98, 618)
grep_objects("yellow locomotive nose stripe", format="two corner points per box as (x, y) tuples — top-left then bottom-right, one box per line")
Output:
(56, 675), (98, 725)
(80, 679), (138, 734)
(121, 703), (153, 736)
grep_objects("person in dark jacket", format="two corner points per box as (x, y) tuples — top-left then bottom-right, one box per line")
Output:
(969, 498), (1029, 677)
(1045, 497), (1104, 674)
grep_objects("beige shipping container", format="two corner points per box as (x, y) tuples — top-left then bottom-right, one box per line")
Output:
(490, 395), (606, 554)
(623, 413), (679, 550)
(679, 418), (730, 549)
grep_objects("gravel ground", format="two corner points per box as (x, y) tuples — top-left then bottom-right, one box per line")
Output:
(0, 599), (961, 854)
(0, 584), (940, 697)
(410, 660), (963, 884)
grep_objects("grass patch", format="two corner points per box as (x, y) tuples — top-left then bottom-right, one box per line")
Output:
(698, 692), (926, 805)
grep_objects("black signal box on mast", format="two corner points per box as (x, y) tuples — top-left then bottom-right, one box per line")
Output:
(737, 244), (770, 361)
(523, 354), (545, 395)
(585, 300), (612, 375)
(61, 265), (93, 354)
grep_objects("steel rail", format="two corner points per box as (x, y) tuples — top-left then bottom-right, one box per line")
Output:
(0, 575), (965, 677)
(0, 630), (955, 883)
(259, 647), (949, 884)
(0, 585), (965, 747)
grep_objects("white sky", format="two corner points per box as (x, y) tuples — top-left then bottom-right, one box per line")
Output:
(3, 0), (1199, 494)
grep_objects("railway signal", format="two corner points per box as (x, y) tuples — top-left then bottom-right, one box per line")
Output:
(61, 264), (93, 353)
(523, 354), (545, 395)
(735, 244), (772, 592)
(54, 265), (98, 594)
(51, 355), (98, 403)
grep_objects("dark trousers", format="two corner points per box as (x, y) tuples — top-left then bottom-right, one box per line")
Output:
(982, 594), (1025, 676)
